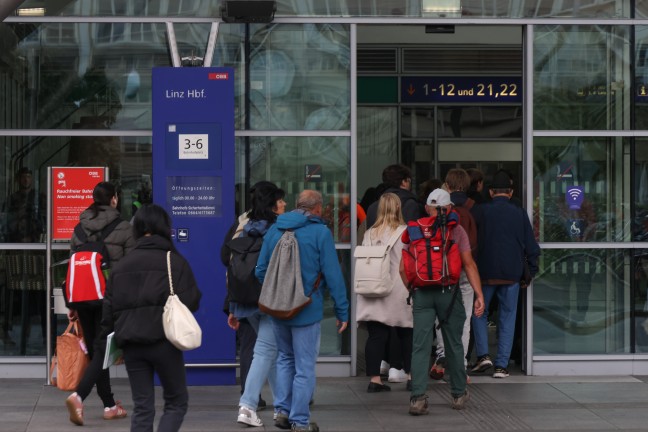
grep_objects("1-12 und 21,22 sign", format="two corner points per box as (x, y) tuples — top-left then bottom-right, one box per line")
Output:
(401, 77), (522, 103)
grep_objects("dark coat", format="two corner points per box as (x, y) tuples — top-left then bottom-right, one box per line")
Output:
(102, 235), (201, 347)
(472, 196), (541, 282)
(365, 187), (424, 228)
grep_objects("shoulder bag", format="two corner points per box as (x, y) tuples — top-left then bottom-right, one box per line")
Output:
(163, 251), (202, 351)
(51, 320), (89, 391)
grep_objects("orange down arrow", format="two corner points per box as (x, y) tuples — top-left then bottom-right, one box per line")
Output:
(407, 84), (415, 95)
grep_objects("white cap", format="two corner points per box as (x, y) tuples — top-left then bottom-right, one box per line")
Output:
(426, 188), (453, 206)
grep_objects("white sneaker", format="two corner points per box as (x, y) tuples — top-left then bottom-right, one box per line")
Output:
(237, 406), (263, 427)
(380, 360), (390, 376)
(388, 368), (408, 383)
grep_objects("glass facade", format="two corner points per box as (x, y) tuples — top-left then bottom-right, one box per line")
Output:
(15, 0), (633, 18)
(4, 1), (648, 375)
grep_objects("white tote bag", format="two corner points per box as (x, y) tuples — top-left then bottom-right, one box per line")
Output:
(162, 251), (202, 351)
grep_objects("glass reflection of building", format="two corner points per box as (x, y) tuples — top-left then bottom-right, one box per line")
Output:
(2, 0), (648, 377)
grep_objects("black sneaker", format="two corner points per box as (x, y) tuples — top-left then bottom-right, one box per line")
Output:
(257, 396), (267, 411)
(493, 367), (510, 378)
(471, 354), (493, 373)
(275, 412), (291, 429)
(367, 382), (391, 393)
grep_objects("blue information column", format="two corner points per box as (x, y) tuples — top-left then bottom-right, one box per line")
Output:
(152, 67), (235, 385)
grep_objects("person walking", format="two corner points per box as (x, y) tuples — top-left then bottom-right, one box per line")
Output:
(101, 204), (202, 431)
(220, 181), (286, 427)
(430, 169), (478, 380)
(65, 181), (135, 426)
(357, 193), (413, 393)
(365, 164), (424, 382)
(256, 190), (349, 432)
(403, 189), (485, 415)
(470, 170), (541, 378)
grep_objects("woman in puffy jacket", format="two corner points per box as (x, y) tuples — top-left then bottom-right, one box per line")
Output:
(102, 203), (201, 432)
(65, 181), (135, 426)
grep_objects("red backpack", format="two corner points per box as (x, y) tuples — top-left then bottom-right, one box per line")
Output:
(64, 218), (122, 308)
(401, 211), (462, 288)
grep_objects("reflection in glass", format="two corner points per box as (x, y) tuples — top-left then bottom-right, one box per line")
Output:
(357, 107), (397, 198)
(534, 25), (630, 130)
(634, 249), (648, 353)
(0, 136), (152, 241)
(0, 22), (214, 130)
(214, 24), (350, 131)
(11, 0), (631, 18)
(437, 106), (522, 139)
(533, 137), (631, 242)
(635, 26), (648, 129)
(235, 136), (350, 242)
(635, 140), (648, 242)
(533, 248), (630, 355)
(0, 250), (47, 356)
(320, 249), (351, 356)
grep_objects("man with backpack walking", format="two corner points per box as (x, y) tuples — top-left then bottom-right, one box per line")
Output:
(256, 190), (349, 432)
(470, 170), (541, 379)
(401, 188), (484, 415)
(430, 169), (478, 381)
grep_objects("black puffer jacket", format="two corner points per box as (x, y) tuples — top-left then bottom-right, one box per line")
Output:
(101, 235), (202, 347)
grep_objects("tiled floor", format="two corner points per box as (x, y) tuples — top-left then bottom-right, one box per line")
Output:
(3, 375), (648, 431)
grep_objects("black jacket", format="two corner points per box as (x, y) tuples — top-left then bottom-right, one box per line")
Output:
(365, 187), (424, 228)
(102, 235), (201, 347)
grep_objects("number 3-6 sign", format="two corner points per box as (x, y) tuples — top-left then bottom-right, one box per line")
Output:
(179, 133), (209, 159)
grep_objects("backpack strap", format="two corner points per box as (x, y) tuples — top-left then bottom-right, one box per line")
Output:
(73, 218), (122, 245)
(99, 218), (123, 240)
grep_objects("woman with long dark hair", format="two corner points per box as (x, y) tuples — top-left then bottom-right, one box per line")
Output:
(220, 181), (286, 427)
(102, 204), (201, 432)
(65, 181), (135, 426)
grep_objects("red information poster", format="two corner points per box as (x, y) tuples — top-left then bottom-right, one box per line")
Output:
(51, 167), (106, 240)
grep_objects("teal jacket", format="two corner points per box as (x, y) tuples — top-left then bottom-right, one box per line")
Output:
(256, 210), (349, 326)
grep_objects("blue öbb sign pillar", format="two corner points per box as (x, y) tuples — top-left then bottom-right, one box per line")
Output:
(152, 67), (235, 385)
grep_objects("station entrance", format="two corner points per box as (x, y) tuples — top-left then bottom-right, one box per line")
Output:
(355, 24), (527, 374)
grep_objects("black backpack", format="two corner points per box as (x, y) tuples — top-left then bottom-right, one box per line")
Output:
(226, 234), (264, 305)
(64, 218), (122, 309)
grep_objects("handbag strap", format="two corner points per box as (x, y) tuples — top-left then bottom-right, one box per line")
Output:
(166, 251), (175, 296)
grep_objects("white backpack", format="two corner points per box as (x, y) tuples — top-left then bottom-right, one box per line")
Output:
(353, 226), (405, 298)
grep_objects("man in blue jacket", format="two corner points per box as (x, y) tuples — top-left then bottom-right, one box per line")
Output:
(470, 170), (540, 378)
(256, 189), (349, 432)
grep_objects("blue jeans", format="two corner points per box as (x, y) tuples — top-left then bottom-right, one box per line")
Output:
(239, 313), (277, 410)
(472, 283), (520, 369)
(271, 321), (320, 428)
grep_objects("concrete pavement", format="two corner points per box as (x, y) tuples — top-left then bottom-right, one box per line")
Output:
(3, 374), (648, 431)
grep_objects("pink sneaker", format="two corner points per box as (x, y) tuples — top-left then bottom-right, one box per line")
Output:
(103, 401), (128, 420)
(65, 393), (84, 426)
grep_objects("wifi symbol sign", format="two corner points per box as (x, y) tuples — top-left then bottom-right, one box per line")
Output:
(566, 186), (585, 210)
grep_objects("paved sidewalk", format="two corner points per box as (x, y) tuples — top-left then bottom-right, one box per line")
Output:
(3, 375), (648, 431)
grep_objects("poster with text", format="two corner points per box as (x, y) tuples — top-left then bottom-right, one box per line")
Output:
(51, 167), (106, 240)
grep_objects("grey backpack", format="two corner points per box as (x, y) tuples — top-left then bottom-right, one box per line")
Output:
(258, 229), (320, 320)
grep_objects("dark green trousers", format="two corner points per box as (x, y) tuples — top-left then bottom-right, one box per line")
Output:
(410, 286), (467, 398)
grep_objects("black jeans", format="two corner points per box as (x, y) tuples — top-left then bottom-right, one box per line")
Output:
(123, 339), (188, 432)
(76, 306), (115, 407)
(365, 321), (412, 376)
